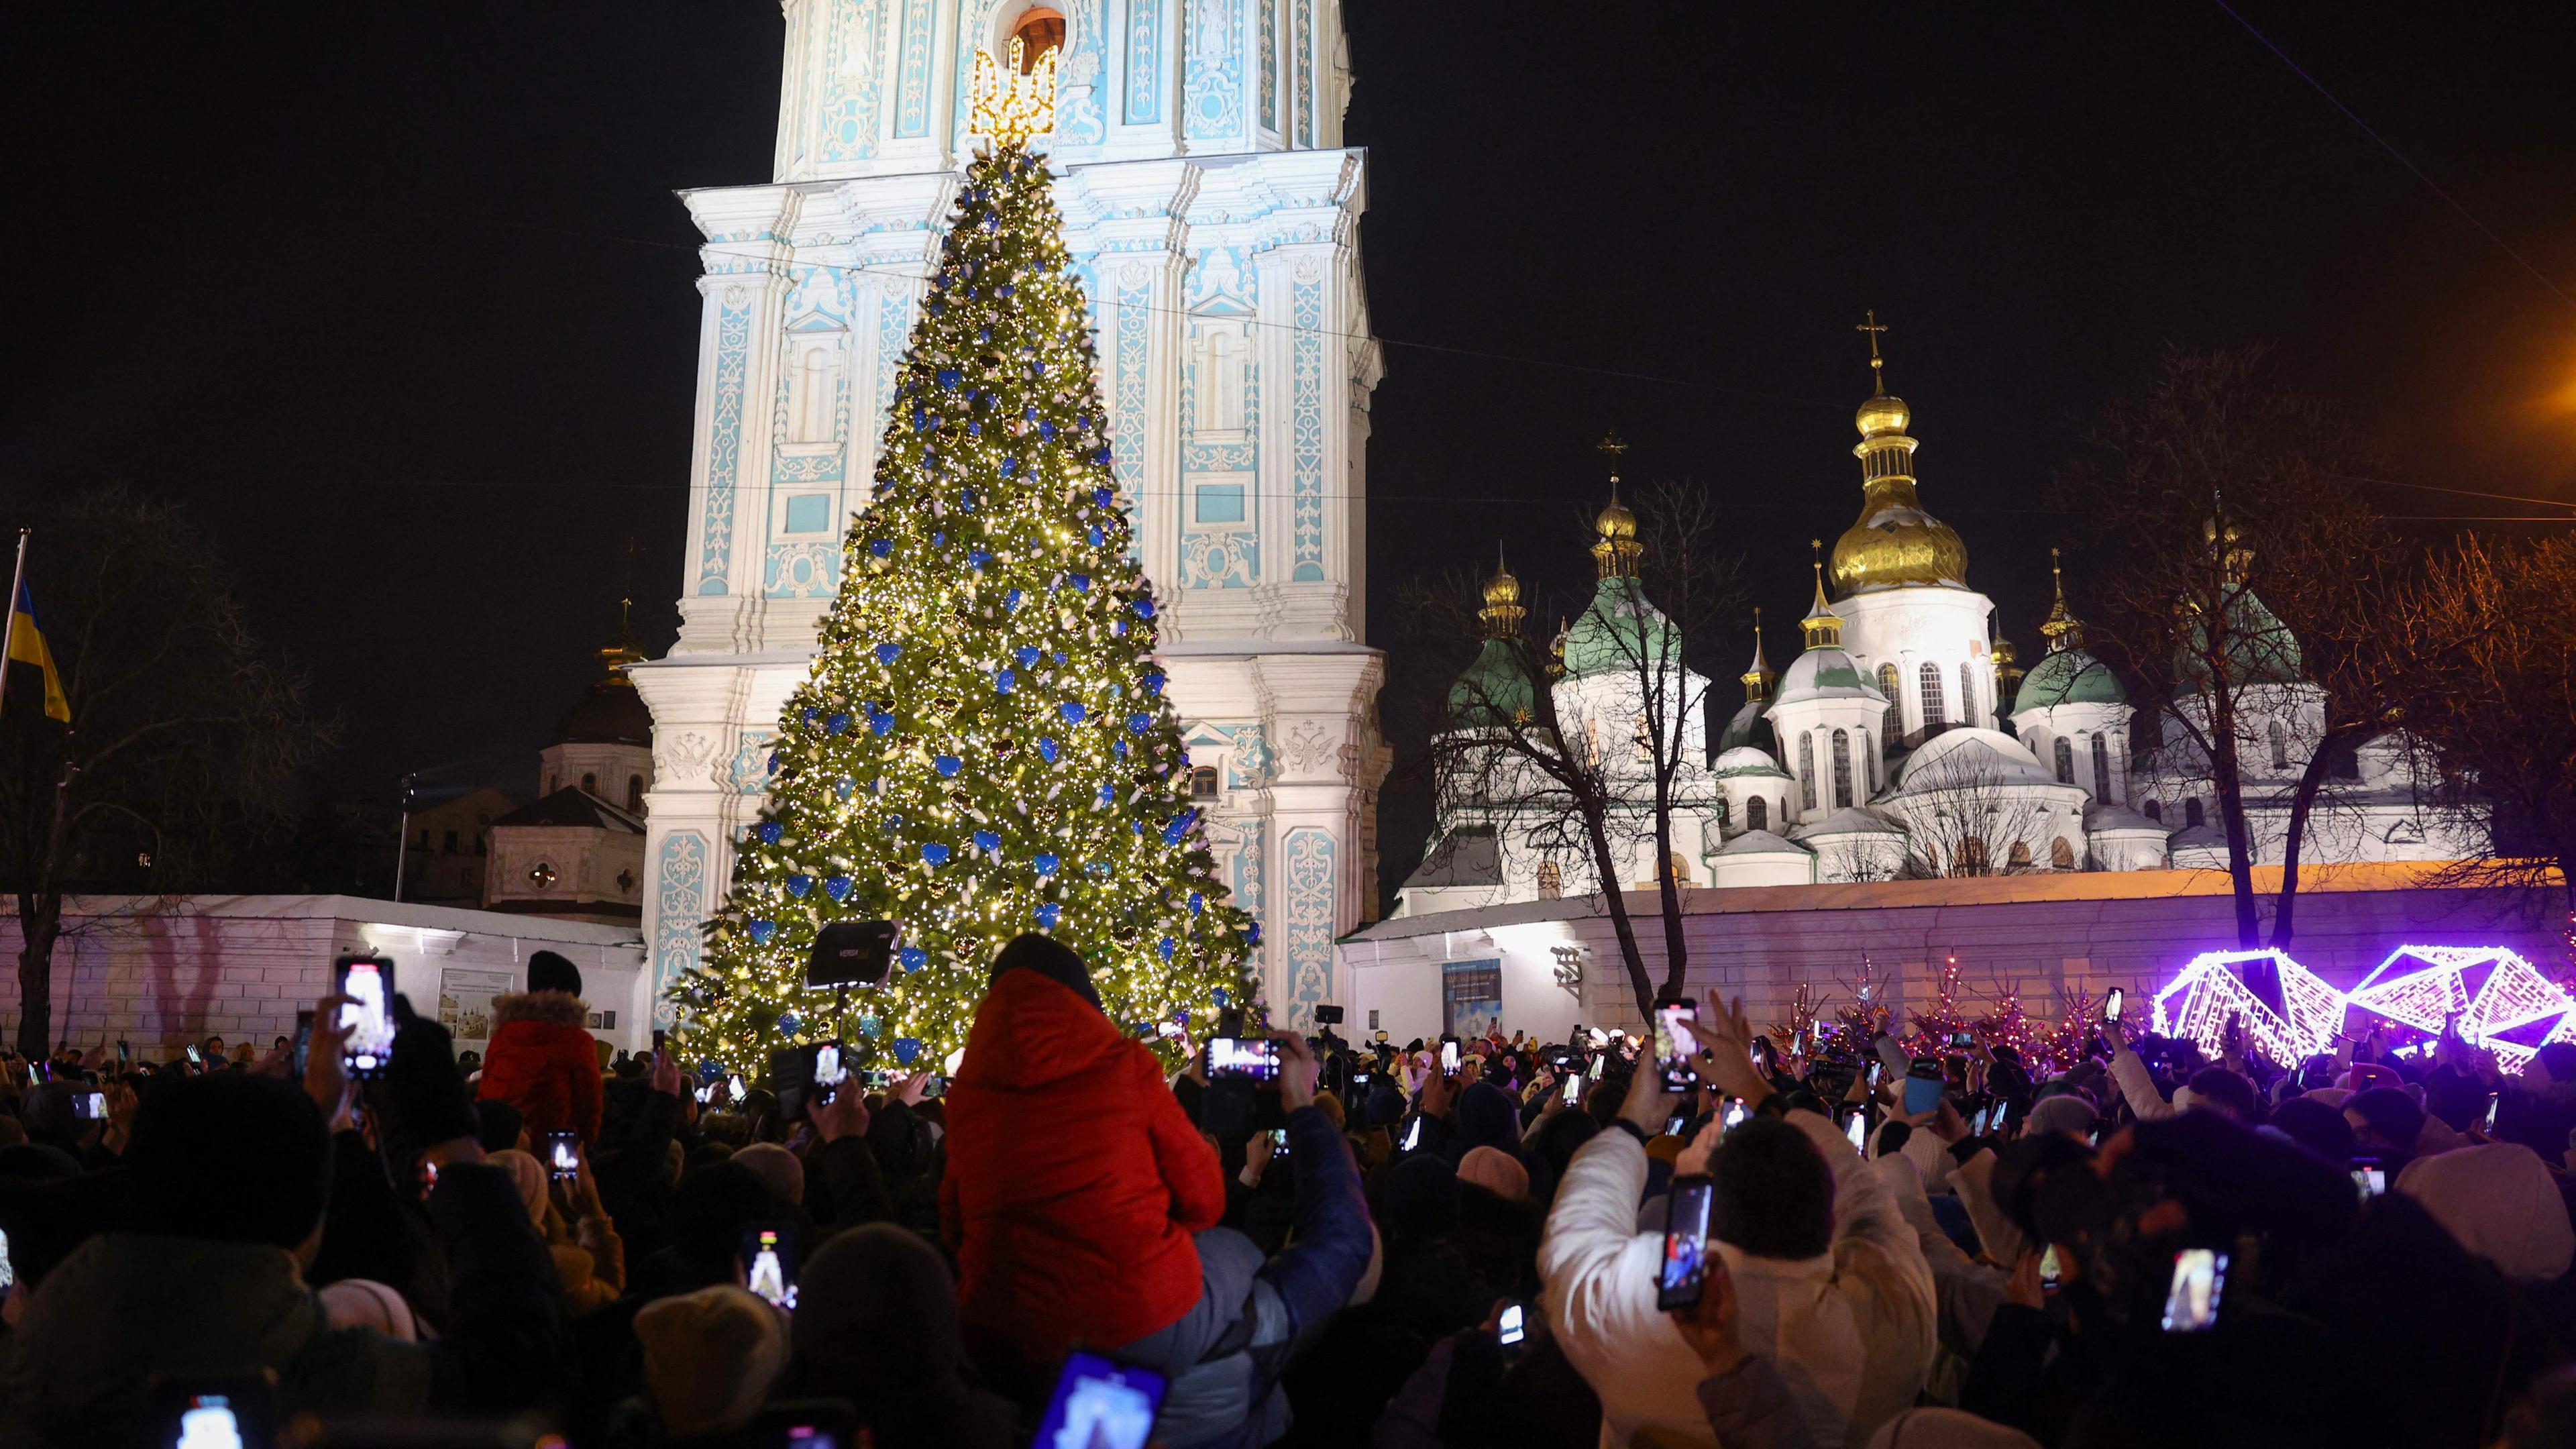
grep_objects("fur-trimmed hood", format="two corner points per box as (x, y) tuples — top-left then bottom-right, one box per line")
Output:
(492, 989), (588, 1028)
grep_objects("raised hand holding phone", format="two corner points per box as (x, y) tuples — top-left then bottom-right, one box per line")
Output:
(305, 992), (359, 1131)
(1690, 991), (1774, 1108)
(1666, 1252), (1746, 1375)
(808, 1076), (872, 1143)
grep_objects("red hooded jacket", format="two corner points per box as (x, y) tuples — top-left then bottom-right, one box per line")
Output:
(474, 990), (604, 1144)
(941, 969), (1224, 1364)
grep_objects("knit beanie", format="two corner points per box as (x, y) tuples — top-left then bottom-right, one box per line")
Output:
(527, 950), (584, 999)
(128, 1073), (331, 1249)
(1457, 1144), (1531, 1201)
(989, 932), (1102, 1012)
(2025, 1094), (2097, 1141)
(2397, 1142), (2576, 1283)
(733, 1142), (807, 1208)
(634, 1286), (788, 1438)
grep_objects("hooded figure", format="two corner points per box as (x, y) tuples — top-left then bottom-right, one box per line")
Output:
(940, 934), (1226, 1369)
(2396, 1142), (2576, 1283)
(476, 950), (603, 1144)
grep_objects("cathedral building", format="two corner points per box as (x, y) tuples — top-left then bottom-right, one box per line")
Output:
(632, 1), (1387, 1028)
(1397, 347), (2471, 916)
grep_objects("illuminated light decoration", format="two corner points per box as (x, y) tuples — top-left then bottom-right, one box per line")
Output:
(2150, 949), (2345, 1063)
(2347, 945), (2573, 1072)
(672, 120), (1252, 1076)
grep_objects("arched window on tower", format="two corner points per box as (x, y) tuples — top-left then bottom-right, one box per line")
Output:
(1536, 859), (1562, 900)
(2185, 798), (2206, 828)
(1960, 662), (1979, 727)
(2051, 836), (2078, 870)
(580, 771), (598, 796)
(1878, 663), (1902, 739)
(2052, 736), (2075, 784)
(1668, 852), (1692, 888)
(1748, 796), (1768, 833)
(1918, 663), (1947, 733)
(2145, 799), (2162, 822)
(1191, 765), (1221, 799)
(2008, 841), (2032, 870)
(2268, 717), (2290, 770)
(1715, 797), (1730, 832)
(2091, 735), (2114, 802)
(1831, 729), (1854, 809)
(1798, 735), (1817, 812)
(1010, 8), (1066, 67)
(627, 775), (645, 812)
(1861, 728), (1876, 792)
(1954, 837), (1989, 876)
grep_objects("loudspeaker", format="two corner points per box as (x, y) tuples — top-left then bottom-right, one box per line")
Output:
(806, 920), (899, 989)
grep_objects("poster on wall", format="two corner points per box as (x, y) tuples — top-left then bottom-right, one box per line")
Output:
(438, 967), (517, 1051)
(1442, 959), (1503, 1039)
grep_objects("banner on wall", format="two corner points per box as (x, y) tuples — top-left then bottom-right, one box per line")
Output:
(437, 967), (517, 1051)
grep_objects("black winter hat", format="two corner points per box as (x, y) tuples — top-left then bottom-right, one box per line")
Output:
(989, 932), (1103, 1012)
(129, 1073), (331, 1250)
(527, 949), (584, 998)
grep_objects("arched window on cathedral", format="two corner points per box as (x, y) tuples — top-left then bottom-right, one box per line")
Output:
(580, 771), (598, 796)
(1878, 663), (1902, 739)
(2268, 717), (2290, 770)
(1715, 797), (1730, 832)
(2052, 736), (2075, 784)
(1861, 728), (1876, 792)
(1831, 729), (1854, 809)
(2145, 799), (2162, 821)
(1798, 735), (1818, 812)
(1668, 852), (1692, 888)
(2051, 836), (2077, 870)
(1960, 662), (1979, 727)
(1010, 8), (1066, 67)
(1919, 663), (1947, 733)
(2091, 736), (2114, 802)
(1536, 859), (1562, 900)
(1191, 765), (1221, 799)
(1633, 712), (1653, 762)
(627, 775), (645, 812)
(2185, 798), (2206, 828)
(1748, 796), (1768, 833)
(1954, 837), (1989, 876)
(2008, 841), (2033, 870)
(1584, 717), (1602, 767)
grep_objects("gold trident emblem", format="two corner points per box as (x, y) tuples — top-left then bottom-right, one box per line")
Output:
(971, 37), (1060, 146)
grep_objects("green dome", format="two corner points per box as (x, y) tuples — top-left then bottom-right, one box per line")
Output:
(1446, 638), (1536, 727)
(1718, 698), (1775, 755)
(2176, 585), (2304, 698)
(2017, 648), (2127, 709)
(1563, 577), (1678, 678)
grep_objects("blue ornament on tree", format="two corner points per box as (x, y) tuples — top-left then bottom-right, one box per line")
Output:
(870, 538), (892, 557)
(934, 755), (963, 777)
(860, 1014), (883, 1036)
(1093, 486), (1112, 508)
(994, 669), (1015, 694)
(1037, 737), (1060, 763)
(1097, 783), (1118, 806)
(757, 821), (784, 845)
(749, 920), (777, 945)
(785, 874), (814, 899)
(1215, 987), (1233, 1007)
(1189, 892), (1204, 916)
(921, 843), (952, 866)
(1035, 902), (1063, 929)
(779, 1011), (804, 1037)
(1162, 810), (1197, 845)
(1142, 672), (1166, 695)
(1127, 712), (1152, 734)
(936, 368), (962, 389)
(1134, 598), (1157, 619)
(1247, 922), (1263, 947)
(1067, 573), (1091, 593)
(824, 875), (853, 902)
(1015, 646), (1041, 668)
(1033, 853), (1061, 876)
(1159, 937), (1177, 962)
(894, 1036), (923, 1065)
(826, 712), (851, 735)
(1005, 588), (1023, 610)
(835, 777), (856, 800)
(1059, 702), (1087, 724)
(898, 948), (928, 973)
(875, 643), (902, 665)
(869, 710), (896, 736)
(973, 829), (1002, 853)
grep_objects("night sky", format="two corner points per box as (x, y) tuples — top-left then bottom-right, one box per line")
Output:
(6, 2), (2572, 898)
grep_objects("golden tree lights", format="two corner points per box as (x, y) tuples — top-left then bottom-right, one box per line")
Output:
(672, 125), (1253, 1077)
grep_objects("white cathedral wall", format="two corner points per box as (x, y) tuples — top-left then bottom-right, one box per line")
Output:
(2010, 700), (2132, 806)
(1764, 695), (1888, 824)
(1833, 588), (1999, 737)
(639, 5), (1384, 1030)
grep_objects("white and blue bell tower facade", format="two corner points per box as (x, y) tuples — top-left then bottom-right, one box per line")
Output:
(633, 0), (1389, 1031)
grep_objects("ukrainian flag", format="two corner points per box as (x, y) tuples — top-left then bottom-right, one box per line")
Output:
(7, 578), (69, 722)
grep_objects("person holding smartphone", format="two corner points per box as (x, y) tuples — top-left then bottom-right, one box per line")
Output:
(1538, 989), (1937, 1448)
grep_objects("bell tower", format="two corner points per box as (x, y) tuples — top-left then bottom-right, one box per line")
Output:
(634, 0), (1386, 1030)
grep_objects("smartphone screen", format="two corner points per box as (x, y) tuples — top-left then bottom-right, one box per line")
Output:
(812, 1042), (847, 1104)
(292, 1010), (315, 1079)
(0, 1226), (13, 1292)
(1902, 1073), (1945, 1117)
(184, 1044), (201, 1066)
(1402, 1115), (1424, 1152)
(1845, 1110), (1869, 1155)
(1206, 1038), (1282, 1081)
(2351, 1161), (2387, 1199)
(545, 1130), (580, 1182)
(1497, 1302), (1527, 1347)
(85, 1092), (107, 1120)
(729, 1073), (747, 1099)
(2040, 1244), (2061, 1290)
(1439, 1040), (1460, 1073)
(1721, 1097), (1750, 1133)
(2486, 1094), (2501, 1132)
(1562, 1074), (1583, 1106)
(653, 1027), (667, 1055)
(2160, 1248), (2226, 1332)
(742, 1225), (798, 1311)
(1657, 1175), (1715, 1310)
(1032, 1352), (1167, 1449)
(152, 1377), (276, 1449)
(1589, 1053), (1607, 1081)
(1267, 1126), (1290, 1159)
(336, 956), (397, 1075)
(1664, 1112), (1688, 1138)
(1653, 1000), (1698, 1093)
(2103, 987), (2125, 1024)
(1866, 1059), (1883, 1087)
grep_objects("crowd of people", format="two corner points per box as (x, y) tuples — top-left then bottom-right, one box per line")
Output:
(5, 937), (2576, 1448)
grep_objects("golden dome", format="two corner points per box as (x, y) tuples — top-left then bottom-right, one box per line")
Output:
(1830, 511), (1968, 593)
(1595, 496), (1637, 541)
(1479, 548), (1527, 639)
(1855, 392), (1911, 439)
(1481, 569), (1521, 608)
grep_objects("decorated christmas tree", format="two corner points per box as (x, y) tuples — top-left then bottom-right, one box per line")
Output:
(2042, 989), (2100, 1073)
(672, 46), (1254, 1075)
(1974, 981), (2043, 1063)
(1907, 955), (1970, 1053)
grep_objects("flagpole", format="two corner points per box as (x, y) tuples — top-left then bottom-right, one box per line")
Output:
(0, 528), (28, 716)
